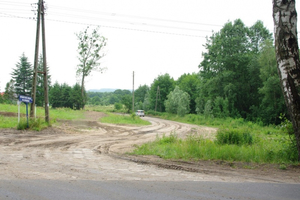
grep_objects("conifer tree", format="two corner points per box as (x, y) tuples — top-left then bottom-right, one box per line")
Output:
(11, 53), (33, 96)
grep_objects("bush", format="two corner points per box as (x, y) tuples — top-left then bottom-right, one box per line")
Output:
(17, 118), (46, 131)
(216, 128), (253, 145)
(114, 102), (123, 110)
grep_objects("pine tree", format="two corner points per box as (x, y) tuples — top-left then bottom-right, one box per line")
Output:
(11, 53), (33, 97)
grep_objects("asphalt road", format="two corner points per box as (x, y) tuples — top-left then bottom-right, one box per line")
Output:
(0, 180), (299, 200)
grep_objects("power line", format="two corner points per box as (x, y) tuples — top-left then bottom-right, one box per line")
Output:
(48, 4), (223, 27)
(0, 11), (208, 38)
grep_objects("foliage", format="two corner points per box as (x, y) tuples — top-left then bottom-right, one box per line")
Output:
(216, 128), (253, 145)
(148, 73), (175, 112)
(134, 84), (149, 105)
(114, 102), (123, 110)
(17, 118), (48, 131)
(11, 53), (33, 97)
(3, 79), (15, 103)
(176, 73), (200, 114)
(76, 26), (107, 103)
(121, 94), (132, 113)
(165, 86), (190, 117)
(100, 112), (150, 125)
(132, 128), (298, 164)
(87, 89), (132, 106)
(49, 82), (85, 109)
(69, 83), (86, 110)
(198, 19), (272, 119)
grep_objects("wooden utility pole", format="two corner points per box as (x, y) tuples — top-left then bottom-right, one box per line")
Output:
(132, 71), (135, 113)
(30, 0), (42, 117)
(155, 86), (161, 113)
(41, 0), (49, 123)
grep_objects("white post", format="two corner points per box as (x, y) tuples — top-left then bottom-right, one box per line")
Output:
(17, 100), (20, 123)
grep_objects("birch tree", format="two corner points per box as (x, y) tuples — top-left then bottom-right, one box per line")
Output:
(273, 0), (300, 160)
(76, 26), (107, 108)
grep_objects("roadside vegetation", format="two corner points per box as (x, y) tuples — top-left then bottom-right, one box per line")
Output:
(0, 104), (84, 130)
(132, 112), (298, 165)
(100, 112), (150, 126)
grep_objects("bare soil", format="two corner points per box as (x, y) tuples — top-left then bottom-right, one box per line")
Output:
(0, 111), (299, 183)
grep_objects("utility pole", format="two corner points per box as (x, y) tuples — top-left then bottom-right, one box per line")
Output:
(30, 0), (42, 118)
(155, 86), (161, 113)
(132, 71), (135, 113)
(41, 0), (49, 123)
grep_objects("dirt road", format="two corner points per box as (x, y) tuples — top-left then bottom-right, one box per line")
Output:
(0, 111), (299, 183)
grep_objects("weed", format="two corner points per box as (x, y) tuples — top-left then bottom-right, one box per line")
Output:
(216, 128), (253, 145)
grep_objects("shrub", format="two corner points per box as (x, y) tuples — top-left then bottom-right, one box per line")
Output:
(216, 128), (253, 145)
(114, 102), (123, 110)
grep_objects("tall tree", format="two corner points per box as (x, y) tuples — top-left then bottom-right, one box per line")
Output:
(11, 53), (33, 97)
(165, 86), (190, 117)
(176, 73), (200, 114)
(149, 74), (175, 112)
(273, 0), (300, 160)
(257, 40), (286, 124)
(199, 19), (272, 119)
(49, 82), (62, 108)
(134, 84), (149, 105)
(76, 26), (107, 107)
(4, 79), (15, 103)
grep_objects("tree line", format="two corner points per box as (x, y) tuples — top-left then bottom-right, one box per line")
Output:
(88, 19), (287, 125)
(0, 19), (288, 126)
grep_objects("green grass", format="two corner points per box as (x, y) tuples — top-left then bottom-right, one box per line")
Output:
(0, 103), (149, 129)
(100, 112), (151, 125)
(132, 131), (298, 164)
(132, 112), (299, 164)
(0, 103), (85, 129)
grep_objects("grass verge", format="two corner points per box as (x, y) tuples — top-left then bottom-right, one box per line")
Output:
(100, 112), (151, 125)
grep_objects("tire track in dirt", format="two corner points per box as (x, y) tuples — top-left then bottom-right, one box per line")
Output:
(0, 113), (299, 183)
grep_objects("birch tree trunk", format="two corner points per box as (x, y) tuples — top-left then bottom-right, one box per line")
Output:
(273, 0), (300, 160)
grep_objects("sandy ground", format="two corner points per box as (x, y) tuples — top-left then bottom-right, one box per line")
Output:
(0, 111), (299, 183)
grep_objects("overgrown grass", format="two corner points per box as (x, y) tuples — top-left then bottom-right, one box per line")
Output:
(100, 112), (151, 125)
(132, 130), (298, 164)
(133, 112), (298, 164)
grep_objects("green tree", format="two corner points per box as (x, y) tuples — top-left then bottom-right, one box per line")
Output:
(4, 79), (15, 103)
(199, 19), (272, 119)
(257, 40), (286, 124)
(122, 94), (132, 113)
(70, 83), (85, 110)
(134, 84), (149, 104)
(149, 74), (175, 112)
(61, 83), (72, 108)
(165, 86), (190, 117)
(76, 26), (107, 106)
(176, 73), (200, 114)
(49, 82), (62, 108)
(11, 53), (33, 96)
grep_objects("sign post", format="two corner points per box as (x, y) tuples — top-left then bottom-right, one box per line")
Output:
(18, 95), (33, 128)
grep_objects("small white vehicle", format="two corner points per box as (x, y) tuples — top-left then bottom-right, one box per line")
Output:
(135, 110), (145, 117)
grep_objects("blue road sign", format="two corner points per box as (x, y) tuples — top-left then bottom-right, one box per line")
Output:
(18, 95), (33, 103)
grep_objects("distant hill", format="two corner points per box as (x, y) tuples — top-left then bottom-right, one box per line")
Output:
(88, 88), (116, 93)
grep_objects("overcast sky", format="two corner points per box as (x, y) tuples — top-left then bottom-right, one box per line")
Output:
(1, 0), (299, 92)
